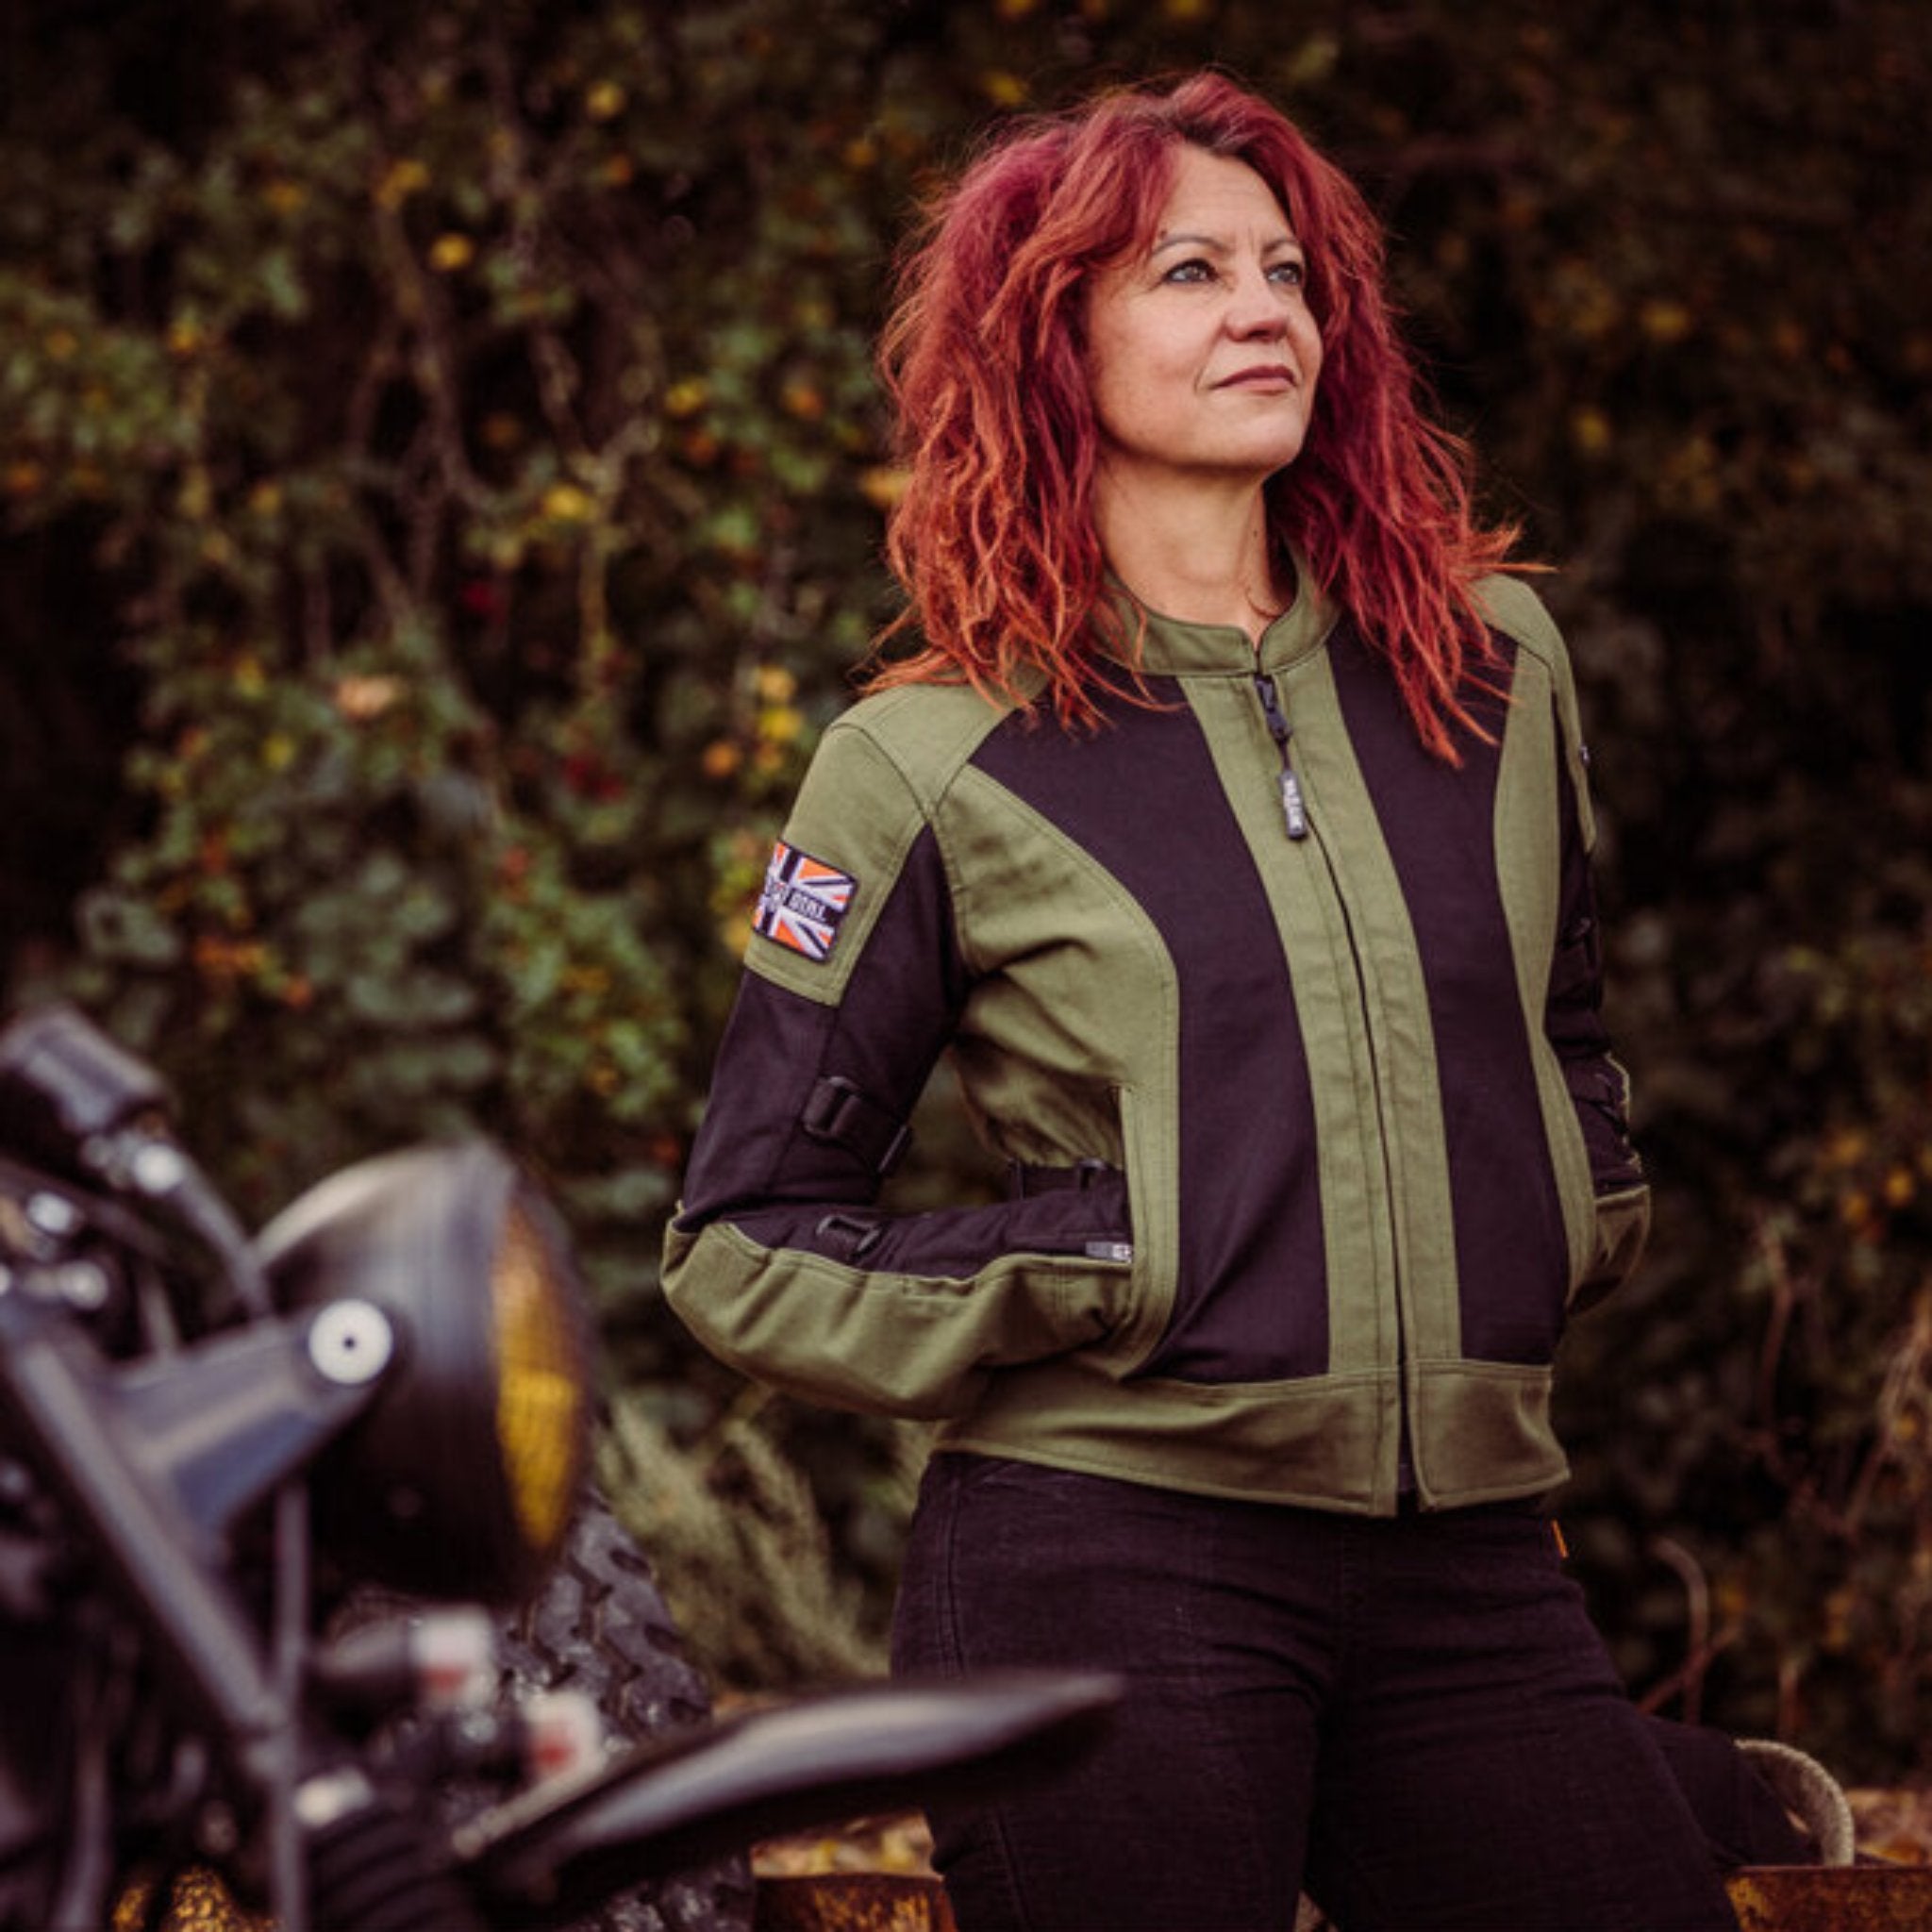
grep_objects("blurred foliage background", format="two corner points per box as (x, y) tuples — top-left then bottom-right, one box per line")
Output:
(2, 0), (1929, 1778)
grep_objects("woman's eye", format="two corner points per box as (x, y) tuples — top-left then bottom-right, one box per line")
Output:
(1158, 257), (1306, 289)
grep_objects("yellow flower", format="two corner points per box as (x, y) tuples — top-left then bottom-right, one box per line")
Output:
(1569, 407), (1613, 456)
(663, 377), (709, 419)
(858, 465), (909, 510)
(1640, 299), (1693, 344)
(585, 79), (626, 121)
(375, 157), (430, 210)
(541, 481), (595, 524)
(179, 463), (213, 522)
(428, 232), (475, 273)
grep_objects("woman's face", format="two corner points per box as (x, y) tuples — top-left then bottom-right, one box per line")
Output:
(1085, 146), (1323, 497)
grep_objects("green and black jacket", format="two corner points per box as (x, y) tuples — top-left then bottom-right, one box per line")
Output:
(663, 572), (1647, 1515)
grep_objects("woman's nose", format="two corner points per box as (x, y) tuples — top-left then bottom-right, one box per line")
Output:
(1225, 263), (1289, 337)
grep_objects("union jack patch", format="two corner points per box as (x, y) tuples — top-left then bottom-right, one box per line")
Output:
(754, 841), (858, 962)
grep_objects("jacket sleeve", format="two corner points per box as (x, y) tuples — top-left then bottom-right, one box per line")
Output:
(1545, 702), (1650, 1310)
(660, 717), (1134, 1420)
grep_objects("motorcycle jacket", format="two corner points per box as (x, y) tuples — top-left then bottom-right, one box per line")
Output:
(663, 570), (1647, 1515)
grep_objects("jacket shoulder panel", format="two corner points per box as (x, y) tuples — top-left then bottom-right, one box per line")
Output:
(834, 680), (1019, 811)
(743, 683), (1011, 1005)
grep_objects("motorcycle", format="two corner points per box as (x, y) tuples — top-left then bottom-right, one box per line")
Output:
(0, 1004), (1117, 1932)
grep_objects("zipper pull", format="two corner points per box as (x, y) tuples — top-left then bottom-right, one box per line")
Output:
(1278, 766), (1308, 841)
(1252, 673), (1310, 841)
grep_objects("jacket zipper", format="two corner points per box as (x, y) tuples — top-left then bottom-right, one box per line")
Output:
(1253, 670), (1411, 1493)
(1252, 673), (1309, 841)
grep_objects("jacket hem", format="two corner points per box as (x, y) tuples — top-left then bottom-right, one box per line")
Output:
(936, 1356), (1569, 1516)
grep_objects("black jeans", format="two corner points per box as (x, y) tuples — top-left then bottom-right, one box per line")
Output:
(891, 1454), (1741, 1932)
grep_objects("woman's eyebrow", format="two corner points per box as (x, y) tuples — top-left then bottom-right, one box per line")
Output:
(1151, 229), (1228, 255)
(1149, 228), (1302, 257)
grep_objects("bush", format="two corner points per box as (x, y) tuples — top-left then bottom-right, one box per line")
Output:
(4, 0), (1930, 1760)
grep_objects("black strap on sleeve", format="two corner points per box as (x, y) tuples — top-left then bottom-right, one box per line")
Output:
(800, 1074), (911, 1179)
(813, 1211), (886, 1263)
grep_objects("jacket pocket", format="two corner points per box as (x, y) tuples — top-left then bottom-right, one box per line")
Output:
(1573, 1180), (1651, 1312)
(662, 1211), (1134, 1422)
(818, 1163), (1134, 1284)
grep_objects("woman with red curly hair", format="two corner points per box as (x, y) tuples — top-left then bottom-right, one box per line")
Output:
(666, 73), (1742, 1929)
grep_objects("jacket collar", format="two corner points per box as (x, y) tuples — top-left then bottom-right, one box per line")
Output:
(1102, 557), (1340, 677)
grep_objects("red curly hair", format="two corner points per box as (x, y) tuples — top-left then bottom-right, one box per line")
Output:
(864, 72), (1519, 759)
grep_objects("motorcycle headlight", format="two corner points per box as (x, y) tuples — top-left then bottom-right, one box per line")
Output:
(257, 1141), (592, 1606)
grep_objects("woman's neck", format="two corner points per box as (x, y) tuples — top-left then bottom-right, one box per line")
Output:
(1093, 469), (1289, 641)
